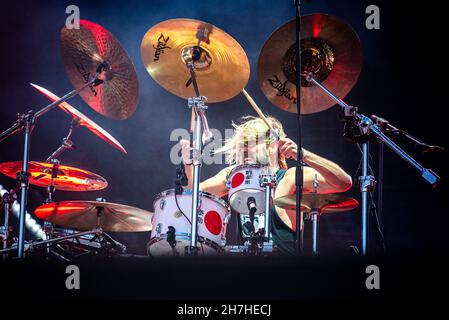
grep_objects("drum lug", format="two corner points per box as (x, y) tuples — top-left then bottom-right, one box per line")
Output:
(155, 223), (162, 234)
(160, 199), (166, 210)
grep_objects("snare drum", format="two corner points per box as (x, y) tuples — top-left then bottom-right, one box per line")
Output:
(226, 164), (274, 215)
(148, 189), (230, 257)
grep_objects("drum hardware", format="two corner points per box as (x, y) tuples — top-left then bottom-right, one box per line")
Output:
(141, 18), (250, 102)
(166, 226), (177, 250)
(1, 188), (15, 260)
(44, 159), (59, 204)
(30, 83), (127, 154)
(34, 200), (153, 233)
(0, 161), (109, 192)
(260, 173), (276, 243)
(303, 71), (440, 255)
(0, 64), (109, 258)
(0, 227), (103, 257)
(149, 189), (230, 257)
(141, 18), (250, 256)
(186, 95), (208, 255)
(61, 20), (139, 120)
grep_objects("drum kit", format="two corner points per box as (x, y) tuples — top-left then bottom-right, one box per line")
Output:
(0, 12), (440, 260)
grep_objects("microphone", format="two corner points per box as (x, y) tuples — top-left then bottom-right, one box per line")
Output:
(167, 226), (177, 248)
(175, 162), (188, 195)
(247, 197), (257, 233)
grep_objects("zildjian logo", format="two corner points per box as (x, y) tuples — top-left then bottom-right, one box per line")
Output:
(153, 34), (170, 62)
(75, 63), (97, 96)
(267, 75), (297, 104)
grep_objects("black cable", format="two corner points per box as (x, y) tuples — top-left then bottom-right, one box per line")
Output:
(174, 191), (192, 225)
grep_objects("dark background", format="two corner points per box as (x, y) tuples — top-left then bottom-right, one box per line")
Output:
(0, 0), (447, 257)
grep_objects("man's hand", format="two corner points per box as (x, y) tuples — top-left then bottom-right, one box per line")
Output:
(278, 138), (299, 160)
(278, 138), (310, 162)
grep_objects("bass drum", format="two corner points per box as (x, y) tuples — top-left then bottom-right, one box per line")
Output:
(148, 189), (230, 257)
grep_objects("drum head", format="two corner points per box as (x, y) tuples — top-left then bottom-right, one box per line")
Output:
(229, 189), (266, 214)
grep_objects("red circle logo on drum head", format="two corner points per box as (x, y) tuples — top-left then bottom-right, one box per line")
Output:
(231, 172), (245, 188)
(204, 210), (222, 235)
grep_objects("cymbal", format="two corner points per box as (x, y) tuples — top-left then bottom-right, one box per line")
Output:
(34, 201), (153, 232)
(141, 18), (250, 102)
(258, 13), (363, 114)
(60, 19), (139, 120)
(30, 83), (127, 154)
(274, 193), (359, 214)
(0, 161), (107, 191)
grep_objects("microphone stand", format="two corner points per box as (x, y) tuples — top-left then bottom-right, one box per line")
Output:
(306, 72), (440, 256)
(0, 62), (108, 258)
(294, 0), (305, 255)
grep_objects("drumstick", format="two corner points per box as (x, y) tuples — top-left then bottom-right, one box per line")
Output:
(242, 89), (279, 139)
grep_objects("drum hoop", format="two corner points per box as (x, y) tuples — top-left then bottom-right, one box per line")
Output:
(153, 188), (230, 211)
(149, 234), (223, 251)
(226, 163), (270, 182)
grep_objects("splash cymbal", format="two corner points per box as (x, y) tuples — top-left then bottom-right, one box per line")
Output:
(34, 201), (153, 232)
(60, 19), (139, 120)
(0, 161), (108, 191)
(30, 83), (127, 154)
(141, 18), (250, 102)
(258, 13), (363, 114)
(274, 193), (359, 214)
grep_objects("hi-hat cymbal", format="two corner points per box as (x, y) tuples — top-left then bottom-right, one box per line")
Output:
(141, 18), (250, 102)
(0, 161), (108, 191)
(34, 201), (153, 232)
(275, 193), (359, 214)
(258, 13), (363, 114)
(30, 83), (127, 154)
(61, 19), (139, 120)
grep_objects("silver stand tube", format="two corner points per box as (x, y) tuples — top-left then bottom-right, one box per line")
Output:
(0, 67), (106, 258)
(306, 73), (440, 255)
(360, 142), (370, 255)
(0, 228), (103, 255)
(264, 184), (272, 241)
(189, 99), (203, 250)
(311, 211), (319, 255)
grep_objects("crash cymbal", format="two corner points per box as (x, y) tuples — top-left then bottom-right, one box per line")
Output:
(60, 19), (139, 120)
(0, 161), (107, 191)
(274, 193), (359, 214)
(141, 18), (250, 102)
(258, 13), (363, 114)
(30, 83), (127, 154)
(34, 201), (153, 232)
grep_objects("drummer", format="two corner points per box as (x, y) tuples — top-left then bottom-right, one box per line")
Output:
(180, 116), (352, 255)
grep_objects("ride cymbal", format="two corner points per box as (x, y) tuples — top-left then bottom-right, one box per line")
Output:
(258, 13), (363, 114)
(141, 18), (250, 102)
(0, 161), (108, 191)
(274, 193), (359, 214)
(60, 19), (139, 120)
(30, 83), (127, 154)
(35, 201), (153, 232)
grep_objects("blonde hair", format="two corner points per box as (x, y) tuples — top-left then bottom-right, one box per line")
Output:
(216, 115), (288, 169)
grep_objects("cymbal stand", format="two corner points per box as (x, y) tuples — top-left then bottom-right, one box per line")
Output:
(0, 62), (108, 258)
(259, 172), (277, 253)
(305, 72), (441, 255)
(182, 38), (212, 255)
(0, 228), (104, 256)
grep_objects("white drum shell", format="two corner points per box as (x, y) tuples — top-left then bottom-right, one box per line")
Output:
(149, 189), (230, 257)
